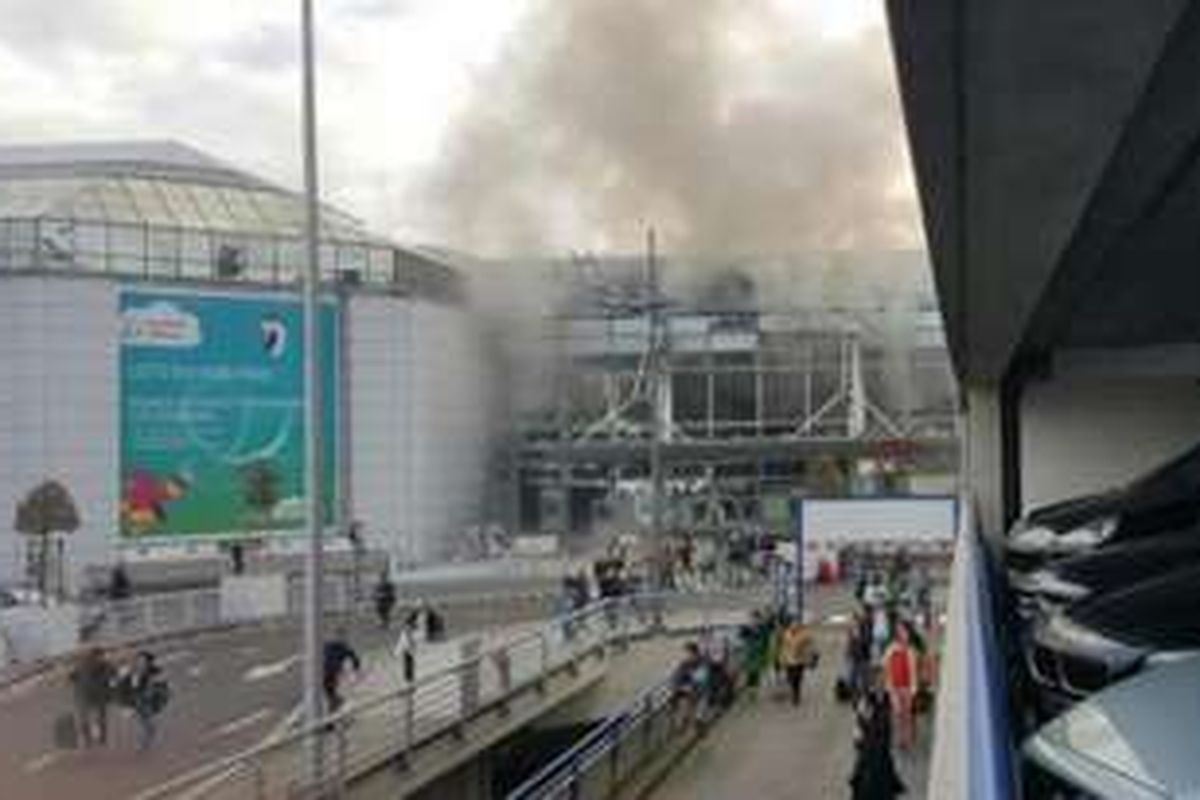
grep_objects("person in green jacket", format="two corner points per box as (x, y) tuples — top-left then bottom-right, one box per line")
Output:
(739, 610), (773, 698)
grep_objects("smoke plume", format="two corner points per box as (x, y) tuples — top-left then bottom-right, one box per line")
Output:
(418, 0), (921, 257)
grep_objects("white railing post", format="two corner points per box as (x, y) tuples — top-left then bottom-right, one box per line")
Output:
(540, 629), (550, 676)
(335, 721), (348, 799)
(254, 758), (267, 800)
(405, 687), (415, 753)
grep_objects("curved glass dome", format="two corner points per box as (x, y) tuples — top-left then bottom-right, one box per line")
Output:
(0, 141), (456, 297)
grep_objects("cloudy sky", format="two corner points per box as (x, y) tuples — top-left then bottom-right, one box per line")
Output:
(0, 0), (921, 256)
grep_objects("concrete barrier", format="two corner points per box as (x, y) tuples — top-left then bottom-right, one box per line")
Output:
(0, 604), (79, 664)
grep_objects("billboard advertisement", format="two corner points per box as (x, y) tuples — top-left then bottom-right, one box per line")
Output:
(118, 289), (338, 539)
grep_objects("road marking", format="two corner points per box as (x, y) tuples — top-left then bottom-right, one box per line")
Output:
(158, 649), (194, 666)
(0, 670), (57, 704)
(204, 707), (274, 741)
(243, 655), (299, 683)
(24, 751), (64, 774)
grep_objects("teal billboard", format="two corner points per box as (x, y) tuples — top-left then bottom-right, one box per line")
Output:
(119, 290), (338, 539)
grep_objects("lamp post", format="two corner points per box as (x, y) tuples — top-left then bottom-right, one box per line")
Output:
(299, 0), (326, 752)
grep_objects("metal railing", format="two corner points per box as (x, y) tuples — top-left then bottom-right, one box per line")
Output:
(84, 571), (563, 648)
(87, 587), (224, 644)
(83, 557), (762, 651)
(134, 590), (767, 800)
(507, 628), (746, 800)
(508, 677), (680, 800)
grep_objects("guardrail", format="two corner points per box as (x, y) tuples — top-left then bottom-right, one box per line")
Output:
(507, 629), (746, 800)
(84, 562), (768, 651)
(85, 572), (563, 648)
(135, 589), (768, 800)
(928, 499), (1015, 800)
(508, 677), (680, 800)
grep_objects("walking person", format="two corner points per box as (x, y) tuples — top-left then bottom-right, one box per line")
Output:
(850, 684), (906, 799)
(778, 617), (815, 706)
(68, 647), (115, 748)
(393, 617), (417, 685)
(882, 625), (919, 750)
(373, 570), (397, 630)
(424, 603), (446, 643)
(739, 610), (771, 700)
(322, 631), (362, 715)
(108, 563), (132, 602)
(127, 651), (168, 752)
(847, 609), (874, 701)
(670, 642), (711, 729)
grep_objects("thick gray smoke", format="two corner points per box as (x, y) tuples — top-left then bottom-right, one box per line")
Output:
(420, 0), (921, 257)
(423, 0), (934, 460)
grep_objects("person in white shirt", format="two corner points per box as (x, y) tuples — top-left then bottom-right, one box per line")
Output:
(393, 620), (417, 684)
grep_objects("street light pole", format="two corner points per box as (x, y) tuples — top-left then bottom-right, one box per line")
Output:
(300, 0), (326, 745)
(646, 227), (667, 589)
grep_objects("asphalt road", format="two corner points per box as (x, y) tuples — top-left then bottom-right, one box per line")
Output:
(0, 599), (556, 800)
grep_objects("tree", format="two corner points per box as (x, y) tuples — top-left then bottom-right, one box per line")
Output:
(241, 459), (281, 525)
(14, 480), (80, 602)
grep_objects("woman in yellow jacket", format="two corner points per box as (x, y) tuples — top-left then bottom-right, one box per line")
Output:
(778, 619), (815, 706)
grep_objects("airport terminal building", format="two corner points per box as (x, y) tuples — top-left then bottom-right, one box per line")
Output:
(0, 141), (497, 591)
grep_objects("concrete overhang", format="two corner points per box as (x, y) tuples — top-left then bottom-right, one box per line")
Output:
(887, 1), (1200, 385)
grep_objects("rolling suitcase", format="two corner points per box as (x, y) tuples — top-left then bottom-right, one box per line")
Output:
(54, 713), (79, 750)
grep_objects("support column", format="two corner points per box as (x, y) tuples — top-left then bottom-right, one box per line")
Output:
(848, 336), (866, 439)
(964, 386), (1005, 543)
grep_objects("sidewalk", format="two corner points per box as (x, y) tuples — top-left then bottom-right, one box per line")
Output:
(649, 630), (931, 800)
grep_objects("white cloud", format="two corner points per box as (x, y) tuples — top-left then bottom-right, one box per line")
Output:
(0, 0), (527, 235)
(0, 0), (904, 253)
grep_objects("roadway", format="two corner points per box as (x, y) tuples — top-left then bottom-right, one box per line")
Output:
(0, 598), (555, 800)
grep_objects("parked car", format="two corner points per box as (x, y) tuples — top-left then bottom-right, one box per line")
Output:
(1021, 524), (1200, 617)
(1025, 653), (1200, 799)
(1027, 563), (1200, 714)
(1008, 442), (1200, 595)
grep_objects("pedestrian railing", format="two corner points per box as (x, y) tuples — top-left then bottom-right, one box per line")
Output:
(507, 676), (680, 800)
(85, 567), (766, 652)
(134, 589), (768, 800)
(85, 578), (560, 650)
(88, 587), (224, 644)
(506, 630), (747, 800)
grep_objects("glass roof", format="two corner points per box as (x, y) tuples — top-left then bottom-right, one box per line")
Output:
(0, 174), (377, 244)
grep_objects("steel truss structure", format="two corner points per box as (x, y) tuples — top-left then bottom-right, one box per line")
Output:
(515, 261), (960, 536)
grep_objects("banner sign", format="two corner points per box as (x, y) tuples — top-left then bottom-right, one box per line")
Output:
(119, 290), (338, 539)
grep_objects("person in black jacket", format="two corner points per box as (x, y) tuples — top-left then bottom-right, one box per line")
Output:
(127, 651), (167, 751)
(322, 633), (362, 714)
(850, 686), (907, 799)
(373, 571), (397, 630)
(109, 564), (132, 602)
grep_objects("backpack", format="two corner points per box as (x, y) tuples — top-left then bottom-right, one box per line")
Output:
(53, 713), (78, 750)
(147, 678), (171, 714)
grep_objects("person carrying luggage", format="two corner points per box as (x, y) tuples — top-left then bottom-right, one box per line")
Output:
(68, 647), (115, 748)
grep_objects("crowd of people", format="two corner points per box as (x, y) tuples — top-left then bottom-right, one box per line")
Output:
(842, 549), (940, 799)
(663, 546), (940, 799)
(665, 604), (818, 738)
